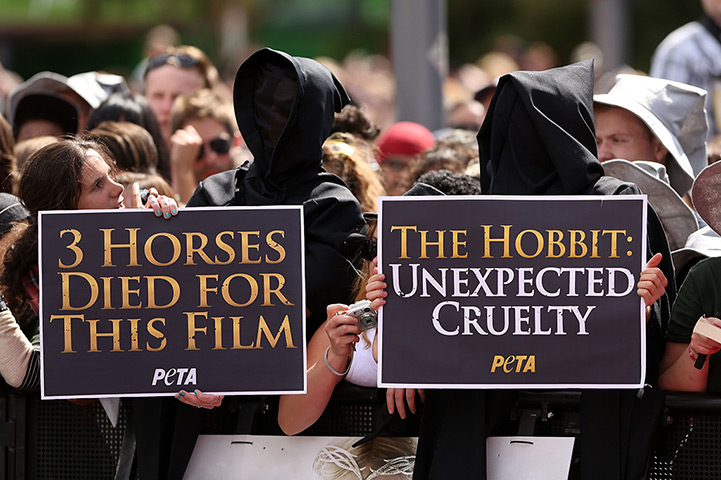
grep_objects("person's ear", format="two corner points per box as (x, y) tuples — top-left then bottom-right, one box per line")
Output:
(652, 138), (669, 164)
(233, 132), (243, 147)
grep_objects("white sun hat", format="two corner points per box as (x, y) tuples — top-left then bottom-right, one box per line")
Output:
(594, 74), (708, 196)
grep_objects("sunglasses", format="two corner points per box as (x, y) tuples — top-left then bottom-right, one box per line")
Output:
(197, 137), (232, 160)
(146, 53), (199, 74)
(360, 238), (377, 262)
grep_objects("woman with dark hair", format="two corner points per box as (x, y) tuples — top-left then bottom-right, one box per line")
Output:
(0, 138), (177, 390)
(86, 120), (159, 174)
(86, 92), (171, 180)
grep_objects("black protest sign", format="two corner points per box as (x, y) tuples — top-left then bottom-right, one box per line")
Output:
(39, 206), (305, 398)
(378, 196), (647, 388)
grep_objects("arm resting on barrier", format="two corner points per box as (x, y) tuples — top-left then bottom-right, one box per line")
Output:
(278, 303), (357, 435)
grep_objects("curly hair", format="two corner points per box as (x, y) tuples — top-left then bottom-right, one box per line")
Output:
(416, 169), (482, 196)
(408, 131), (479, 184)
(1, 139), (113, 328)
(322, 132), (385, 213)
(331, 105), (381, 141)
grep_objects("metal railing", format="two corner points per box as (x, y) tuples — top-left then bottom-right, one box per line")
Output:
(1, 386), (719, 479)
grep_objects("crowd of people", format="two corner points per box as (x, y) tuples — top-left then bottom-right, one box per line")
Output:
(1, 1), (721, 478)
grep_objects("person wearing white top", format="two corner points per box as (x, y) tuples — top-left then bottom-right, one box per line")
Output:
(277, 217), (424, 436)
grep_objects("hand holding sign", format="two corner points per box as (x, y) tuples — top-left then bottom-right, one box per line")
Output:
(176, 389), (224, 409)
(386, 388), (425, 419)
(365, 270), (387, 311)
(636, 253), (668, 314)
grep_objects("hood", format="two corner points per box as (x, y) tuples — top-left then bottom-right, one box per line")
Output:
(478, 60), (604, 195)
(233, 48), (350, 204)
(594, 74), (707, 196)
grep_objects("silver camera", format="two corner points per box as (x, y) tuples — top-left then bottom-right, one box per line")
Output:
(345, 299), (378, 331)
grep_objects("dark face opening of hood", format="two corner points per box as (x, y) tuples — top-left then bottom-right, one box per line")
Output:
(253, 61), (297, 163)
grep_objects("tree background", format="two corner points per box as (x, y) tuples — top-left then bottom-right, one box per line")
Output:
(0, 0), (705, 81)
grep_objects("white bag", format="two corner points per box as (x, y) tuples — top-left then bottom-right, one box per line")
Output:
(487, 436), (575, 480)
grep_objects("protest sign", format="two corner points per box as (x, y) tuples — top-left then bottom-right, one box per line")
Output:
(39, 206), (305, 399)
(378, 195), (647, 388)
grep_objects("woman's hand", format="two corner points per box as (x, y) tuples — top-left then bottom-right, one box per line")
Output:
(175, 389), (224, 409)
(365, 270), (387, 311)
(637, 253), (667, 308)
(139, 186), (178, 220)
(386, 388), (425, 419)
(324, 304), (360, 362)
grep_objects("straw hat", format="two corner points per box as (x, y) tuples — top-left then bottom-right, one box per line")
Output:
(692, 161), (721, 237)
(672, 226), (721, 278)
(603, 159), (698, 251)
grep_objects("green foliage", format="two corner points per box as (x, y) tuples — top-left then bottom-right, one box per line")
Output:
(0, 0), (708, 81)
(0, 0), (206, 25)
(447, 0), (703, 72)
(630, 0), (701, 72)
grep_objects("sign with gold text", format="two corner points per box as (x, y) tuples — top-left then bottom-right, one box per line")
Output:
(39, 207), (305, 399)
(378, 196), (647, 389)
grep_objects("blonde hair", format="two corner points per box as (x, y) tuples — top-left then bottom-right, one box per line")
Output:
(169, 88), (236, 136)
(146, 44), (220, 89)
(322, 132), (385, 213)
(312, 437), (416, 480)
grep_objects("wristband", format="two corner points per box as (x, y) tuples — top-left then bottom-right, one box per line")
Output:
(324, 346), (351, 376)
(688, 344), (699, 362)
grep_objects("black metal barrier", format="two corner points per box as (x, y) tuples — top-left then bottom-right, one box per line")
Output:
(1, 387), (721, 479)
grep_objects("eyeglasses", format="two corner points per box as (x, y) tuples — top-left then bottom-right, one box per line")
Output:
(197, 137), (232, 160)
(146, 53), (199, 74)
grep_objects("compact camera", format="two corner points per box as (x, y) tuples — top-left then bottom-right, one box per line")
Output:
(345, 300), (378, 332)
(139, 188), (150, 205)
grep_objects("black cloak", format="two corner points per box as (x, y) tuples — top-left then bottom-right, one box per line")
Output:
(187, 47), (366, 330)
(413, 60), (675, 480)
(134, 48), (366, 480)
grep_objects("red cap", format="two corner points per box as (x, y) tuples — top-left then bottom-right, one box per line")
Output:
(375, 121), (435, 164)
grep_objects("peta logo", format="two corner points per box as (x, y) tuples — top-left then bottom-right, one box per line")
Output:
(152, 368), (197, 386)
(490, 355), (536, 373)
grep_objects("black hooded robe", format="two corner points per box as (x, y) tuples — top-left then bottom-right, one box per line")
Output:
(188, 47), (366, 328)
(413, 60), (674, 480)
(133, 48), (366, 480)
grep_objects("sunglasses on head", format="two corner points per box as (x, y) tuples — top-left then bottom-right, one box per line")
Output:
(146, 53), (199, 73)
(197, 137), (232, 160)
